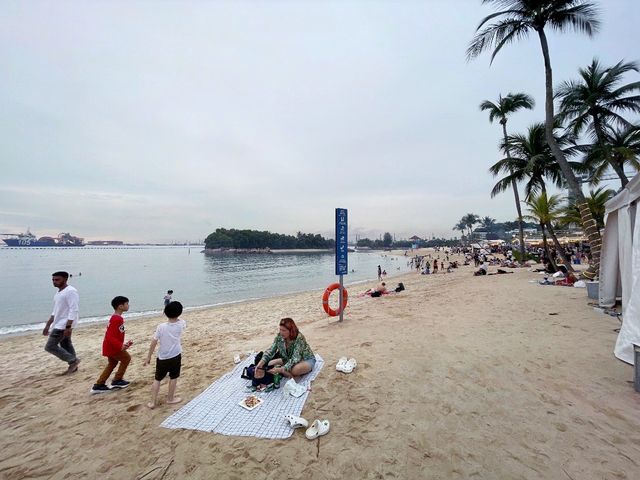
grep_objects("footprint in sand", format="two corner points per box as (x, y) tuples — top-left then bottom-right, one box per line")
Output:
(126, 404), (142, 412)
(554, 423), (568, 432)
(360, 341), (372, 347)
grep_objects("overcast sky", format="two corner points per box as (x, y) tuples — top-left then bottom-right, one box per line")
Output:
(1, 0), (638, 243)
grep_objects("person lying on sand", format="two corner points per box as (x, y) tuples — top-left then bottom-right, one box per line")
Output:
(554, 272), (577, 286)
(363, 282), (388, 297)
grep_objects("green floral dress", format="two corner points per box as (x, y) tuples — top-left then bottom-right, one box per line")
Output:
(262, 333), (315, 372)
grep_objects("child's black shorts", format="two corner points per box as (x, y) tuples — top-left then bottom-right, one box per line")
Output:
(155, 354), (181, 381)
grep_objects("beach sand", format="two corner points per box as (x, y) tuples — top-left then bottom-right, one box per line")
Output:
(1, 253), (639, 479)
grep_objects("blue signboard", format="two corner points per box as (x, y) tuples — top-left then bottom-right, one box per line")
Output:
(335, 208), (348, 275)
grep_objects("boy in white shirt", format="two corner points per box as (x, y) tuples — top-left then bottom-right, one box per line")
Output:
(145, 301), (186, 409)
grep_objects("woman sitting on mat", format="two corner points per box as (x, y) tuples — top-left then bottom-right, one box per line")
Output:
(254, 318), (316, 381)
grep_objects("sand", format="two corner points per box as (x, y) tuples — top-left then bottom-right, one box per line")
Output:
(1, 252), (639, 479)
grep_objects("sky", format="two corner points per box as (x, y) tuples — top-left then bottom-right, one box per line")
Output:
(1, 0), (639, 243)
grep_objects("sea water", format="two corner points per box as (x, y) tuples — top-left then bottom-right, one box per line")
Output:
(0, 246), (410, 335)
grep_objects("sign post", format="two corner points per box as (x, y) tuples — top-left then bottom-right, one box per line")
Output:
(335, 208), (348, 322)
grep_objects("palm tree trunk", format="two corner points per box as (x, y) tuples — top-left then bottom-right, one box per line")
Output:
(592, 114), (629, 187)
(540, 223), (556, 271)
(546, 221), (574, 273)
(536, 28), (601, 280)
(502, 123), (527, 264)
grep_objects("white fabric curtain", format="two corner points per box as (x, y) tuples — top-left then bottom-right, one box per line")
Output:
(599, 211), (619, 308)
(614, 203), (640, 364)
(609, 174), (640, 365)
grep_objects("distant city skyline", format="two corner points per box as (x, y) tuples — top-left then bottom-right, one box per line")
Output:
(1, 1), (638, 242)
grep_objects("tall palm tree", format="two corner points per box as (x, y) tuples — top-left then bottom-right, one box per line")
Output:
(525, 192), (566, 271)
(468, 0), (603, 279)
(580, 124), (640, 186)
(557, 58), (640, 187)
(491, 123), (582, 269)
(480, 92), (534, 263)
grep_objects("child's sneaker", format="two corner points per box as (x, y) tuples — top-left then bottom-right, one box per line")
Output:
(90, 384), (111, 394)
(111, 379), (130, 389)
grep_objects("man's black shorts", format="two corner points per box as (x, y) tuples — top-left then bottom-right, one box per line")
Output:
(155, 354), (181, 381)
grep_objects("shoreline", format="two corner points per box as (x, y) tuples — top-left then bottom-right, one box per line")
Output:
(0, 269), (407, 340)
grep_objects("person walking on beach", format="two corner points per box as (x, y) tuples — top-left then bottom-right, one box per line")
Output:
(163, 290), (173, 307)
(377, 265), (382, 281)
(43, 271), (81, 375)
(90, 296), (133, 394)
(145, 301), (186, 409)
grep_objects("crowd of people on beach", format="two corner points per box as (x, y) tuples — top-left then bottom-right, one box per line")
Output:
(42, 245), (587, 412)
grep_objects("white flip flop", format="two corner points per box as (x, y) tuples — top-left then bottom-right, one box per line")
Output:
(284, 414), (308, 429)
(305, 419), (330, 439)
(344, 358), (357, 373)
(338, 357), (357, 374)
(335, 357), (348, 372)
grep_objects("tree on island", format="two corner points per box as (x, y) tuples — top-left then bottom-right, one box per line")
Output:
(468, 0), (603, 279)
(204, 228), (333, 250)
(383, 232), (393, 247)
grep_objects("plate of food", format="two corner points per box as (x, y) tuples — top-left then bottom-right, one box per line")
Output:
(239, 395), (263, 411)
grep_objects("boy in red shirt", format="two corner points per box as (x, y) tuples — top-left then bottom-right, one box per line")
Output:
(90, 296), (133, 394)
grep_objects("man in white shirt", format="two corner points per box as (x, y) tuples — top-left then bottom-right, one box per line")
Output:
(43, 271), (81, 374)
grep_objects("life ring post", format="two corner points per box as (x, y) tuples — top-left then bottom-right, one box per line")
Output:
(338, 275), (344, 322)
(322, 283), (348, 318)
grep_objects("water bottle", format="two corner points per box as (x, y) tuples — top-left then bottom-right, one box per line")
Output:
(273, 373), (281, 389)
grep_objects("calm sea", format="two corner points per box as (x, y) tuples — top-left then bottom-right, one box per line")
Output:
(0, 246), (410, 335)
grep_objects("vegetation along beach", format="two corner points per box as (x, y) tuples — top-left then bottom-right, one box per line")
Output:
(1, 1), (639, 479)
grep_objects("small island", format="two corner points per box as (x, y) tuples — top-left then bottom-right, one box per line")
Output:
(202, 228), (334, 254)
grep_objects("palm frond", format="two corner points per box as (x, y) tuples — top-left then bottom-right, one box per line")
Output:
(467, 17), (530, 61)
(547, 2), (601, 36)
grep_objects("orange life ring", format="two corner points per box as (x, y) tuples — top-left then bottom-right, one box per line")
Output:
(322, 283), (348, 316)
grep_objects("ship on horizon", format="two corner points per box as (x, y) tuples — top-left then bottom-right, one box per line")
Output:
(1, 230), (85, 247)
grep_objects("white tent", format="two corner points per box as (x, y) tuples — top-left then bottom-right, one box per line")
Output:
(599, 174), (640, 364)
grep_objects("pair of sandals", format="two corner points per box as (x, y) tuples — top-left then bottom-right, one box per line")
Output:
(284, 415), (330, 439)
(336, 357), (357, 374)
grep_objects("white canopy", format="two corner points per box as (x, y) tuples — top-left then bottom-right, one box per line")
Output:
(600, 174), (640, 364)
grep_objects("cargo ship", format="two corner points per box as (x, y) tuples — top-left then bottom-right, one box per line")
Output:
(1, 230), (85, 247)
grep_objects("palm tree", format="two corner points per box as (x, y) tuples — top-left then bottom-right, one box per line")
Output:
(480, 92), (534, 263)
(453, 220), (467, 238)
(490, 122), (583, 201)
(468, 0), (603, 280)
(558, 186), (615, 231)
(580, 124), (640, 186)
(480, 216), (497, 229)
(462, 213), (480, 240)
(525, 192), (566, 271)
(557, 58), (640, 187)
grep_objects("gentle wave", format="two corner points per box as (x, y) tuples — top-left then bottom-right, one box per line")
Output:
(0, 276), (384, 337)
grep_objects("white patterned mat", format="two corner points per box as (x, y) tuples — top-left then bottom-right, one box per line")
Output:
(161, 354), (324, 439)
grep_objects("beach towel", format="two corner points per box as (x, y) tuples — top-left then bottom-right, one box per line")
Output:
(161, 354), (324, 439)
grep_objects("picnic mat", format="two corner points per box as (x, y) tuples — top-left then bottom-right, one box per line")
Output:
(161, 354), (324, 439)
